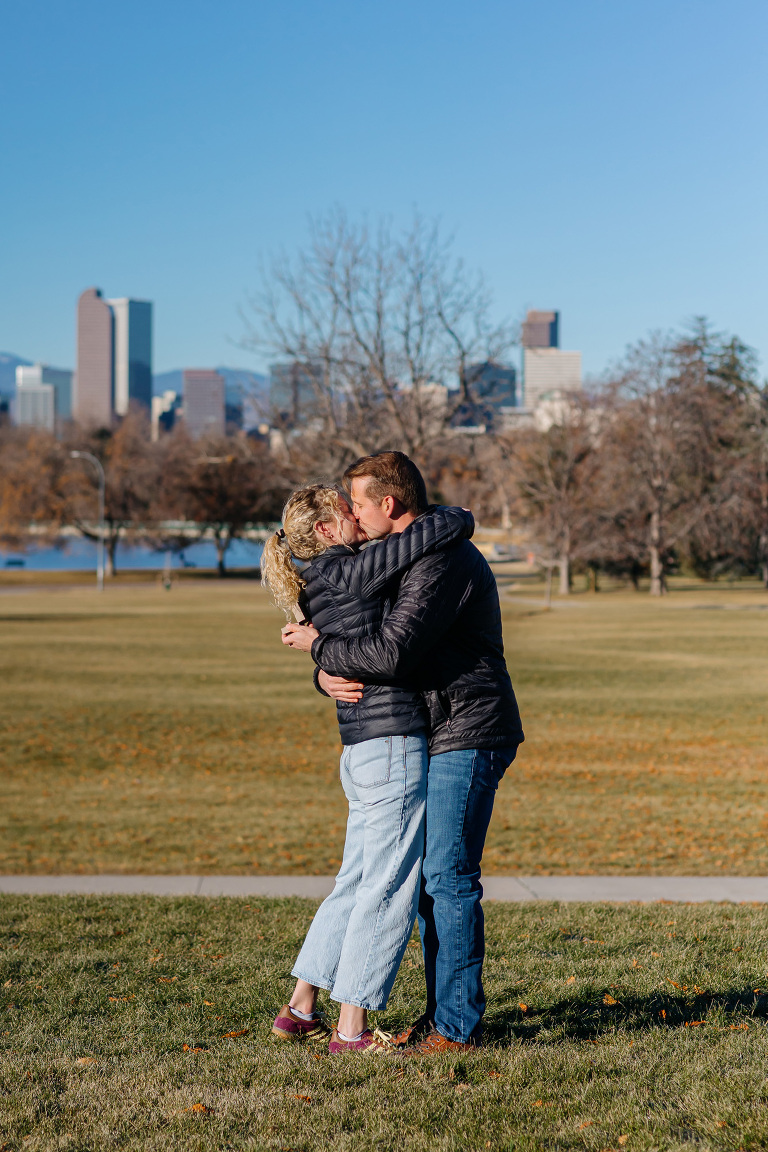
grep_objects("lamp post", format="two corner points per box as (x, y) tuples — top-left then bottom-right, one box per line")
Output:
(70, 451), (106, 592)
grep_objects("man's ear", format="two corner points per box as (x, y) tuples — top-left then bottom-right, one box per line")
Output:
(381, 495), (396, 519)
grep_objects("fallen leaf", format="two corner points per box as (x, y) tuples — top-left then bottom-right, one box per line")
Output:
(203, 1000), (214, 1006)
(518, 1002), (528, 1013)
(186, 1103), (214, 1114)
(223, 1029), (249, 1038)
(566, 976), (576, 984)
(532, 1099), (543, 1107)
(108, 996), (134, 1002)
(183, 1044), (208, 1052)
(293, 1094), (312, 1103)
(618, 1136), (629, 1146)
(488, 1071), (502, 1079)
(730, 1023), (749, 1031)
(157, 977), (177, 983)
(716, 1121), (728, 1128)
(651, 952), (661, 958)
(76, 1057), (97, 1065)
(685, 1021), (705, 1027)
(578, 1121), (594, 1129)
(603, 994), (618, 1005)
(666, 980), (680, 989)
(3, 980), (11, 987)
(660, 1010), (667, 1021)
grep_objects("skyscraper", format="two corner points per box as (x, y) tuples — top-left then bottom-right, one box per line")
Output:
(74, 288), (153, 426)
(74, 288), (113, 426)
(521, 310), (559, 349)
(108, 298), (153, 415)
(183, 370), (225, 438)
(521, 309), (581, 409)
(15, 364), (73, 432)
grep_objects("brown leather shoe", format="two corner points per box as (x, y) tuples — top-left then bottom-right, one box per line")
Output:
(405, 1029), (479, 1055)
(391, 1013), (434, 1048)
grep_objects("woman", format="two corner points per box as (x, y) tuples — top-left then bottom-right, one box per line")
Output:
(261, 484), (473, 1053)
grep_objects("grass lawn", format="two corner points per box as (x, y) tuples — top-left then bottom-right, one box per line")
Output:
(0, 580), (767, 875)
(4, 895), (768, 1149)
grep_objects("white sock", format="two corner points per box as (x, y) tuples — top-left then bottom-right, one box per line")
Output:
(338, 1029), (366, 1042)
(289, 1007), (316, 1021)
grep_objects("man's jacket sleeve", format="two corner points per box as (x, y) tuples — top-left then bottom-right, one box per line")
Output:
(312, 548), (470, 681)
(321, 507), (473, 601)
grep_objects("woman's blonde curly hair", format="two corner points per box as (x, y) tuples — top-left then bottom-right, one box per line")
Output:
(261, 484), (347, 618)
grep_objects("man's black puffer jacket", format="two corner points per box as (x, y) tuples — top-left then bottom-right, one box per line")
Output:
(311, 529), (524, 756)
(299, 507), (474, 746)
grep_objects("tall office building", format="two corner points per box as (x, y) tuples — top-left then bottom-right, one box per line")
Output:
(74, 288), (153, 426)
(268, 361), (322, 427)
(521, 310), (559, 349)
(183, 370), (225, 438)
(521, 309), (581, 409)
(74, 288), (114, 426)
(15, 364), (73, 431)
(107, 297), (153, 415)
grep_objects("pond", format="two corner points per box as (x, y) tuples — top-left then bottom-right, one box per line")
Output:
(0, 536), (264, 572)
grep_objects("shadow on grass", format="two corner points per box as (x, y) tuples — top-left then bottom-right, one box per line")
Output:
(484, 987), (768, 1045)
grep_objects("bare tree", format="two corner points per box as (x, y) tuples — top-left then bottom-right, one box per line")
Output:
(503, 397), (603, 594)
(599, 324), (752, 594)
(64, 412), (157, 577)
(175, 436), (287, 575)
(242, 210), (515, 471)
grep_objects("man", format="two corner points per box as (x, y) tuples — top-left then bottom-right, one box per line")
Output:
(282, 451), (524, 1052)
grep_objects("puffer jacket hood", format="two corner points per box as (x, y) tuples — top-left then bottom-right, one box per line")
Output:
(300, 506), (474, 746)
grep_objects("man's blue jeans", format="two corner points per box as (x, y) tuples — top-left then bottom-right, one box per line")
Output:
(417, 745), (517, 1043)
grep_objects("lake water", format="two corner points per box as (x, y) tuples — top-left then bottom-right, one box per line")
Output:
(0, 536), (264, 572)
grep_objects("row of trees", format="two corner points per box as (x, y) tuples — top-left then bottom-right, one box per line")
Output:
(0, 416), (288, 575)
(1, 213), (765, 590)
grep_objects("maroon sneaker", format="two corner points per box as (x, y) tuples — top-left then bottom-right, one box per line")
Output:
(328, 1027), (398, 1055)
(272, 1005), (332, 1043)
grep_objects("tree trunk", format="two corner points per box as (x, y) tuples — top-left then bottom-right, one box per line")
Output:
(558, 524), (570, 595)
(588, 564), (600, 593)
(105, 535), (118, 578)
(558, 552), (570, 596)
(215, 532), (228, 577)
(762, 561), (768, 590)
(498, 486), (512, 531)
(649, 506), (666, 596)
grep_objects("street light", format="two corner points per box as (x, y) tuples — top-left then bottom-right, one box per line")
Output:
(70, 451), (106, 592)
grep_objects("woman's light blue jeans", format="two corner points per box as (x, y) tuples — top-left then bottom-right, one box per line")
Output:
(292, 734), (428, 1010)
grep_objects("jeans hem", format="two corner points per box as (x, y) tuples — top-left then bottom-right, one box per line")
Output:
(290, 968), (334, 994)
(330, 992), (387, 1011)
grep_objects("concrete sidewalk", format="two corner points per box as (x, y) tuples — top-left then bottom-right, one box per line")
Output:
(3, 875), (768, 902)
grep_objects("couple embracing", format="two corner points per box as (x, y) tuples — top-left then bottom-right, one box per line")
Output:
(261, 451), (524, 1055)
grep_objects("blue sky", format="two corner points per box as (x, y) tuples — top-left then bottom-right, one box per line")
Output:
(1, 0), (765, 378)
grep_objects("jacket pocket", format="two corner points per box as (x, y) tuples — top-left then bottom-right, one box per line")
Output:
(347, 736), (392, 789)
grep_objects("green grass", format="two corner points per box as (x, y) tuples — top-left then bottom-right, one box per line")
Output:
(3, 895), (768, 1149)
(1, 581), (767, 874)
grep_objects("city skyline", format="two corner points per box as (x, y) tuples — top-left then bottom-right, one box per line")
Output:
(1, 1), (765, 379)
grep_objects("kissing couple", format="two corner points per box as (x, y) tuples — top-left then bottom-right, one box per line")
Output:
(261, 450), (524, 1055)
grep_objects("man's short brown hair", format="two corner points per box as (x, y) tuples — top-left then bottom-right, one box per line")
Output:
(343, 451), (429, 515)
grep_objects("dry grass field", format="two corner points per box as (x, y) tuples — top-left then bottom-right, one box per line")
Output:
(1, 578), (767, 875)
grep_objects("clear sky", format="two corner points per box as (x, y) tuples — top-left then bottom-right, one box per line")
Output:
(2, 0), (766, 378)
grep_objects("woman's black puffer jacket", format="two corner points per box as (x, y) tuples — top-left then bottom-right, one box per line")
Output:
(299, 507), (474, 746)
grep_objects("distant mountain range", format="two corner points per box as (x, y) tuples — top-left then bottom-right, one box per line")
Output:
(0, 353), (267, 410)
